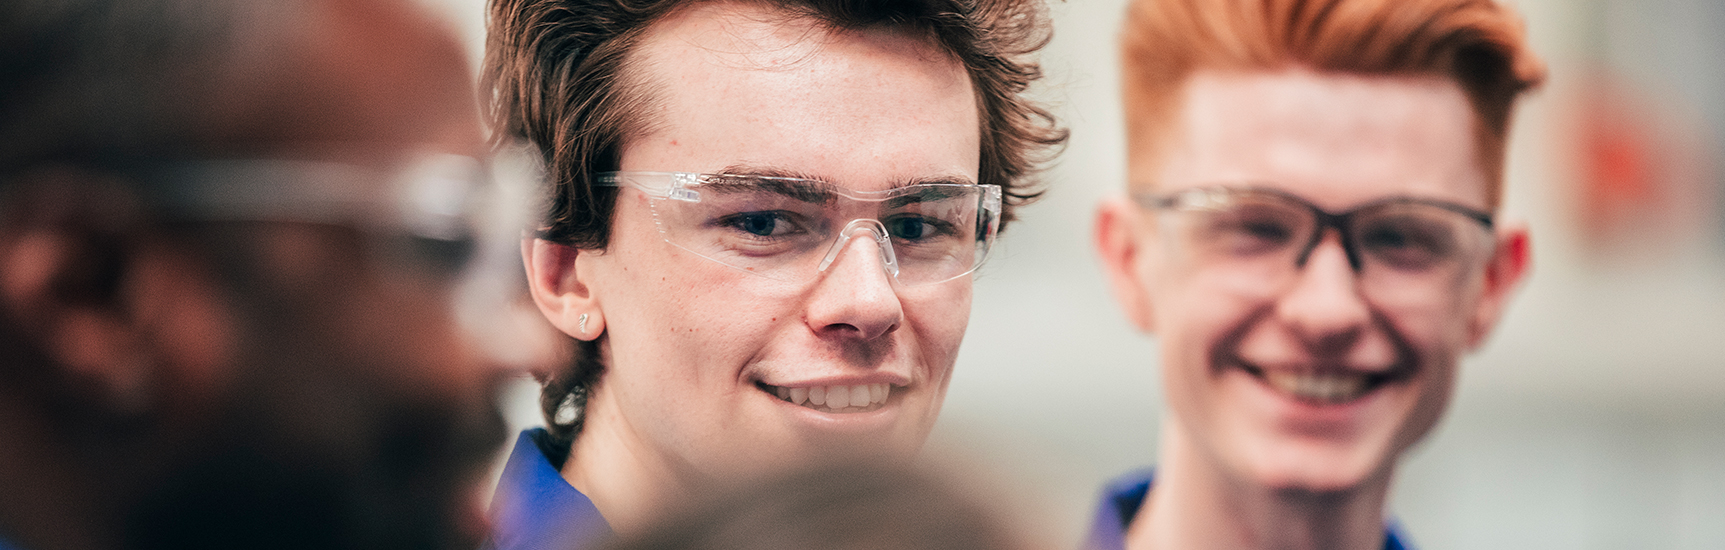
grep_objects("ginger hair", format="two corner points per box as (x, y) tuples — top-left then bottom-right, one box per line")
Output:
(1120, 0), (1545, 207)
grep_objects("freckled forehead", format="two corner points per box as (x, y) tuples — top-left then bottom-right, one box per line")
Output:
(621, 2), (981, 189)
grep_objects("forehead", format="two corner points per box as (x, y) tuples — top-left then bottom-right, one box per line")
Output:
(620, 2), (981, 190)
(243, 0), (484, 156)
(1143, 69), (1489, 211)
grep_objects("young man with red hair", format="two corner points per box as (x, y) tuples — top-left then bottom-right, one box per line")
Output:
(1092, 0), (1545, 548)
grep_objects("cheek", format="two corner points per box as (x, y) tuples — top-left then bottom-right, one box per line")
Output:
(593, 225), (806, 389)
(1381, 287), (1482, 360)
(899, 281), (972, 367)
(1150, 266), (1265, 418)
(600, 267), (772, 379)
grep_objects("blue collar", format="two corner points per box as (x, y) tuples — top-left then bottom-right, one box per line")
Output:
(485, 428), (612, 550)
(1082, 469), (1414, 550)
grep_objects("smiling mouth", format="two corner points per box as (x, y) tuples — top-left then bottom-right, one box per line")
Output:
(1234, 362), (1405, 405)
(757, 382), (892, 413)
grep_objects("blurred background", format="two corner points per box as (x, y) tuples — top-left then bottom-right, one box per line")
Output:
(420, 0), (1725, 547)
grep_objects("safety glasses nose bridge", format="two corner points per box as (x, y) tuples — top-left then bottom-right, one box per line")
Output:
(817, 219), (899, 278)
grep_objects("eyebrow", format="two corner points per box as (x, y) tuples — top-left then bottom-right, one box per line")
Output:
(709, 165), (979, 205)
(881, 185), (971, 209)
(705, 166), (835, 204)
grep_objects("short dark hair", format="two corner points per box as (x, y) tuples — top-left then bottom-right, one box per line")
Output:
(0, 0), (248, 172)
(484, 0), (1068, 458)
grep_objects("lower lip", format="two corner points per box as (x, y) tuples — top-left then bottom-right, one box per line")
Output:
(762, 385), (901, 430)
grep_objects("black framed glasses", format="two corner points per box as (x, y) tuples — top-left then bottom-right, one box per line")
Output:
(1135, 186), (1497, 303)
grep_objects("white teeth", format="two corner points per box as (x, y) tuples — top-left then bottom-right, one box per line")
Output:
(767, 383), (894, 411)
(1262, 372), (1370, 404)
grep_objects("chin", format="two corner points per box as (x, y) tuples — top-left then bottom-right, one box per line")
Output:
(1243, 439), (1396, 494)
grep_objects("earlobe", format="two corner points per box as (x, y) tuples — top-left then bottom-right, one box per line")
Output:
(1095, 197), (1156, 333)
(1467, 224), (1531, 349)
(523, 237), (605, 340)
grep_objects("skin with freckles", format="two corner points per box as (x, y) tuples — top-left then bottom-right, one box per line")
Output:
(524, 2), (980, 533)
(1095, 68), (1530, 550)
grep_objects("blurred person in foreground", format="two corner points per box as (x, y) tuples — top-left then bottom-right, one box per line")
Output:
(1092, 0), (1545, 548)
(480, 0), (1066, 548)
(0, 0), (529, 549)
(605, 463), (1031, 550)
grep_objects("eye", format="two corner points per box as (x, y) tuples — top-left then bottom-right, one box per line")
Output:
(1239, 219), (1293, 242)
(886, 216), (929, 240)
(378, 233), (477, 281)
(1203, 204), (1303, 255)
(1357, 216), (1456, 270)
(724, 211), (794, 237)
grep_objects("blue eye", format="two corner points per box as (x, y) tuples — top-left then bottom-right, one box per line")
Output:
(735, 212), (780, 236)
(887, 216), (928, 240)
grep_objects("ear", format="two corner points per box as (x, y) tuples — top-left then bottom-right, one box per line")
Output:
(0, 211), (151, 413)
(1466, 222), (1531, 349)
(1094, 197), (1156, 333)
(523, 237), (604, 340)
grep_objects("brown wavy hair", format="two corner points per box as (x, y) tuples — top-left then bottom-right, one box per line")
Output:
(483, 0), (1068, 462)
(1120, 0), (1546, 207)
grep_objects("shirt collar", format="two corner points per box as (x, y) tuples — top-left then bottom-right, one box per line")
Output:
(486, 428), (612, 550)
(1081, 469), (1415, 550)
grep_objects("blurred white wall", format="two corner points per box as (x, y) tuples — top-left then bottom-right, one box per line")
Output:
(417, 0), (1725, 547)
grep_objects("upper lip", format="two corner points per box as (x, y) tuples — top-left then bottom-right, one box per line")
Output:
(1227, 356), (1415, 385)
(755, 374), (911, 388)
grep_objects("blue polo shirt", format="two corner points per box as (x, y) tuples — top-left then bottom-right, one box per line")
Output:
(1083, 470), (1413, 550)
(485, 428), (612, 550)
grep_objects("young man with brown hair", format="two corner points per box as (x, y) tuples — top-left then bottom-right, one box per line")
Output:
(480, 1), (1067, 549)
(1091, 0), (1545, 548)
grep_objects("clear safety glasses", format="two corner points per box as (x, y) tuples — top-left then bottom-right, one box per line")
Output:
(88, 151), (548, 368)
(1137, 186), (1498, 306)
(140, 154), (499, 279)
(597, 171), (1002, 286)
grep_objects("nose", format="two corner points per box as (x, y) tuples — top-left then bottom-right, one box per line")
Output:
(1275, 231), (1375, 355)
(803, 224), (904, 341)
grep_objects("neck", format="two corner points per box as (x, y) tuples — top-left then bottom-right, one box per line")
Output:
(561, 383), (698, 537)
(1126, 418), (1391, 550)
